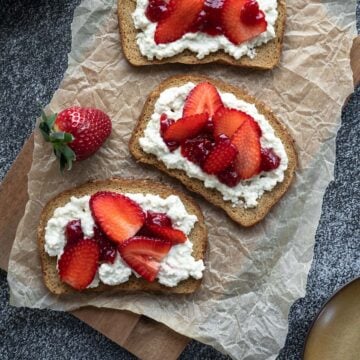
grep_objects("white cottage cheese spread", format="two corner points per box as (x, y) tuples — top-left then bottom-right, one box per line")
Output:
(132, 0), (278, 60)
(139, 82), (289, 207)
(44, 194), (204, 288)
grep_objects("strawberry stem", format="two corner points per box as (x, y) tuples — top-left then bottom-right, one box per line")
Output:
(39, 110), (76, 172)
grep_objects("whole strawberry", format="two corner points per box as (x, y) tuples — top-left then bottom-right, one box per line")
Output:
(39, 106), (112, 170)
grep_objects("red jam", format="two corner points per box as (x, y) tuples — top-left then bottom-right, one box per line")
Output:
(240, 0), (265, 25)
(146, 211), (172, 227)
(190, 0), (225, 36)
(65, 220), (83, 248)
(139, 211), (175, 237)
(218, 163), (241, 187)
(93, 226), (117, 264)
(181, 134), (215, 166)
(160, 113), (179, 151)
(145, 0), (170, 22)
(260, 148), (280, 171)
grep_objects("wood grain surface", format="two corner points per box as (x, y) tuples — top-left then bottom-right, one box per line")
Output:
(0, 36), (358, 360)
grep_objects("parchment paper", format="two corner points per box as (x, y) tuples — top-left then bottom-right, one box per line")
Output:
(7, 0), (357, 358)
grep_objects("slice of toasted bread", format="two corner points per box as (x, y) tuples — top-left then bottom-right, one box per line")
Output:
(38, 178), (207, 295)
(118, 0), (286, 69)
(129, 75), (297, 227)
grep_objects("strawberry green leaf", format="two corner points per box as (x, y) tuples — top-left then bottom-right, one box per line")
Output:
(46, 113), (57, 128)
(39, 107), (76, 172)
(41, 109), (48, 123)
(49, 132), (74, 143)
(52, 142), (76, 171)
(39, 122), (50, 141)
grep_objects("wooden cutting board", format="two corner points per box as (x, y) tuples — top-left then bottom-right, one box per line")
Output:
(0, 37), (359, 360)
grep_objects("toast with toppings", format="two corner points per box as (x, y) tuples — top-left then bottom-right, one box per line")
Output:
(38, 178), (207, 295)
(129, 75), (297, 226)
(118, 0), (286, 69)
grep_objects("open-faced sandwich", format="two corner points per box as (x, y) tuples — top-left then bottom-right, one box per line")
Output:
(118, 0), (286, 69)
(38, 178), (207, 294)
(130, 75), (297, 226)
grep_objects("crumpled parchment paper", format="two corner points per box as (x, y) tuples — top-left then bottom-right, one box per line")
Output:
(7, 0), (357, 358)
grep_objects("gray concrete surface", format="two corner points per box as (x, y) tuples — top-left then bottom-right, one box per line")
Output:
(0, 0), (359, 359)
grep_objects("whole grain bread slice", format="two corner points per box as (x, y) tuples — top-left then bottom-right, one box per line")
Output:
(38, 178), (207, 295)
(118, 0), (286, 69)
(129, 75), (297, 227)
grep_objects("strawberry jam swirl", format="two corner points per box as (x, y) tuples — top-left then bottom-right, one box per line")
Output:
(139, 82), (289, 208)
(132, 0), (278, 60)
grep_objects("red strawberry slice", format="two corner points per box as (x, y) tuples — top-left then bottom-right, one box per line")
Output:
(183, 82), (223, 117)
(213, 108), (253, 138)
(146, 224), (187, 244)
(58, 238), (100, 290)
(119, 236), (172, 282)
(202, 136), (238, 174)
(231, 118), (261, 179)
(163, 113), (208, 143)
(90, 192), (145, 245)
(155, 0), (204, 44)
(221, 0), (267, 45)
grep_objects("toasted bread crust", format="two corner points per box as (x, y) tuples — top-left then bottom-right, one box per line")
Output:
(38, 178), (207, 295)
(129, 75), (297, 227)
(118, 0), (286, 69)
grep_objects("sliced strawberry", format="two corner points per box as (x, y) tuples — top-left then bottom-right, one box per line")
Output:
(213, 107), (253, 138)
(146, 224), (186, 244)
(155, 0), (204, 44)
(163, 113), (208, 143)
(58, 238), (100, 290)
(90, 192), (145, 245)
(231, 118), (261, 179)
(202, 136), (238, 174)
(119, 236), (172, 282)
(183, 82), (223, 117)
(221, 0), (267, 45)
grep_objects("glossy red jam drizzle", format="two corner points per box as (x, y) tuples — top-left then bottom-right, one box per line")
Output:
(260, 148), (280, 171)
(240, 0), (265, 25)
(218, 163), (241, 187)
(160, 113), (179, 151)
(147, 211), (172, 227)
(146, 0), (264, 37)
(64, 219), (83, 248)
(181, 133), (215, 166)
(190, 0), (225, 36)
(146, 0), (170, 22)
(93, 226), (117, 264)
(138, 211), (174, 237)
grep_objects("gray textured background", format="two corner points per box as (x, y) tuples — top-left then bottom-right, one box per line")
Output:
(0, 1), (359, 359)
